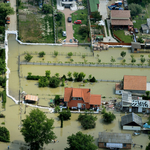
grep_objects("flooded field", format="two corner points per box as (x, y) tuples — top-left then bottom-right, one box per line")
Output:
(0, 35), (149, 149)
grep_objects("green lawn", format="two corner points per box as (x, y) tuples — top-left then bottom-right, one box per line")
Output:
(56, 12), (66, 42)
(133, 19), (147, 30)
(71, 9), (90, 43)
(113, 30), (133, 43)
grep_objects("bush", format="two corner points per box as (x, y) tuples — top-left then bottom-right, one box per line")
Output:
(128, 3), (142, 17)
(2, 90), (6, 103)
(68, 77), (73, 81)
(24, 53), (33, 62)
(67, 52), (73, 57)
(62, 75), (67, 80)
(78, 26), (89, 36)
(0, 126), (10, 142)
(90, 76), (96, 82)
(56, 12), (63, 21)
(103, 112), (116, 123)
(38, 77), (49, 87)
(49, 76), (60, 88)
(54, 106), (60, 113)
(58, 109), (71, 120)
(78, 113), (97, 129)
(0, 114), (5, 118)
(39, 51), (45, 57)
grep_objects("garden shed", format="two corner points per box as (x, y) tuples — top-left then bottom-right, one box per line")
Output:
(121, 113), (143, 130)
(131, 42), (141, 53)
(98, 132), (132, 149)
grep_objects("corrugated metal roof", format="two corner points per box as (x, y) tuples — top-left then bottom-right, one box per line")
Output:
(121, 113), (142, 126)
(131, 42), (141, 49)
(89, 0), (99, 12)
(98, 132), (132, 143)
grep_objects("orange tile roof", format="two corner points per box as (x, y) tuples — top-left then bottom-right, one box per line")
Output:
(25, 95), (38, 101)
(90, 94), (101, 105)
(123, 75), (147, 91)
(64, 88), (101, 105)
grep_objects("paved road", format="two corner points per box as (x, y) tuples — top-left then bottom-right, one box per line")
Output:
(9, 0), (17, 30)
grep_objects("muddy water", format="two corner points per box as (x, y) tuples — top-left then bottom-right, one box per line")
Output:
(1, 35), (149, 149)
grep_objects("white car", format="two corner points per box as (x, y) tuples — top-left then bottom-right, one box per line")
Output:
(62, 31), (66, 37)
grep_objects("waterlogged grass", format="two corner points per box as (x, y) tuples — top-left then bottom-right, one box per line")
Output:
(113, 30), (133, 43)
(133, 19), (147, 30)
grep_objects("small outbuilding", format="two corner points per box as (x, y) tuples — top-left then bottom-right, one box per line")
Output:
(98, 132), (132, 149)
(24, 95), (38, 103)
(131, 42), (141, 53)
(121, 113), (142, 130)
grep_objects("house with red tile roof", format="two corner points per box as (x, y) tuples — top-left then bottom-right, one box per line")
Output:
(64, 87), (101, 109)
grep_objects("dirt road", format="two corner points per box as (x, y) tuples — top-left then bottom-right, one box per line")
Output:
(9, 0), (17, 30)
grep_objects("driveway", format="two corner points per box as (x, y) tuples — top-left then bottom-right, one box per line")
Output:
(60, 9), (76, 43)
(9, 0), (17, 30)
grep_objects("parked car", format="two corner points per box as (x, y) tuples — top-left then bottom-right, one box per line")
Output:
(74, 20), (82, 24)
(6, 17), (10, 24)
(67, 17), (72, 22)
(62, 31), (66, 37)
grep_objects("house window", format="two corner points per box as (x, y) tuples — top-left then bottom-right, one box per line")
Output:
(72, 97), (76, 100)
(123, 144), (126, 147)
(78, 97), (82, 100)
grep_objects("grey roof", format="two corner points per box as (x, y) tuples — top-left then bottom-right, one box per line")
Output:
(141, 24), (149, 30)
(98, 132), (132, 143)
(131, 42), (141, 49)
(121, 113), (142, 126)
(147, 18), (150, 28)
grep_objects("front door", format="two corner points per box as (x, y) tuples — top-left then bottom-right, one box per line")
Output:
(78, 103), (82, 108)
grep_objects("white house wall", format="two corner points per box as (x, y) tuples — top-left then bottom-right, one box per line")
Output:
(123, 126), (141, 131)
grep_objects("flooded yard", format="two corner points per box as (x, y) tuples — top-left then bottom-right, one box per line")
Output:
(0, 35), (149, 149)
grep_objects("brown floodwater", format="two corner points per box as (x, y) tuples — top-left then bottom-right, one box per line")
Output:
(0, 35), (149, 150)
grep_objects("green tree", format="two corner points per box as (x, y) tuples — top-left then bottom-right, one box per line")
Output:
(131, 58), (136, 64)
(73, 72), (79, 80)
(55, 73), (59, 78)
(122, 59), (126, 64)
(61, 78), (65, 86)
(0, 126), (10, 142)
(103, 112), (116, 123)
(128, 3), (142, 16)
(58, 109), (71, 120)
(90, 76), (96, 82)
(82, 54), (86, 59)
(45, 70), (50, 78)
(39, 51), (45, 57)
(98, 59), (101, 63)
(146, 143), (150, 150)
(54, 51), (58, 57)
(70, 58), (74, 63)
(42, 4), (53, 14)
(54, 95), (60, 105)
(0, 58), (6, 75)
(88, 74), (92, 80)
(54, 105), (60, 113)
(141, 57), (146, 64)
(92, 11), (101, 21)
(25, 53), (33, 62)
(67, 71), (72, 78)
(0, 3), (14, 25)
(120, 51), (126, 58)
(49, 76), (60, 88)
(67, 52), (73, 57)
(56, 12), (63, 21)
(77, 72), (86, 82)
(65, 131), (97, 150)
(38, 77), (49, 87)
(78, 113), (97, 129)
(110, 56), (115, 63)
(130, 54), (134, 59)
(20, 109), (56, 150)
(137, 37), (144, 43)
(78, 26), (89, 38)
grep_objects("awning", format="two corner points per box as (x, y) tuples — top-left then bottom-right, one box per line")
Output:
(106, 143), (123, 148)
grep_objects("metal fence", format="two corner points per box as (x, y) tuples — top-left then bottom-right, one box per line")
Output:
(20, 61), (150, 68)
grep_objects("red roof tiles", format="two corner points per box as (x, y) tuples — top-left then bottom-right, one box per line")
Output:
(123, 75), (147, 91)
(64, 88), (101, 105)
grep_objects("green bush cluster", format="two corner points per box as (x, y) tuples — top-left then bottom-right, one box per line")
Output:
(0, 77), (6, 88)
(78, 113), (97, 129)
(2, 90), (6, 103)
(102, 111), (116, 123)
(0, 126), (10, 142)
(0, 114), (5, 118)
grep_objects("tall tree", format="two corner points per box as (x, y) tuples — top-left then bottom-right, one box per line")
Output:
(20, 109), (56, 150)
(65, 131), (97, 150)
(0, 126), (10, 142)
(120, 51), (126, 58)
(42, 4), (53, 14)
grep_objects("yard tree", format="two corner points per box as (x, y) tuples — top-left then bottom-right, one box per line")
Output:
(98, 59), (101, 63)
(131, 58), (136, 64)
(120, 51), (126, 58)
(92, 11), (101, 21)
(110, 56), (115, 63)
(54, 51), (58, 57)
(82, 54), (86, 58)
(42, 4), (53, 14)
(58, 109), (71, 120)
(65, 131), (97, 150)
(88, 74), (92, 80)
(54, 95), (60, 105)
(67, 52), (73, 57)
(128, 3), (142, 16)
(78, 26), (89, 38)
(70, 58), (74, 63)
(130, 54), (134, 59)
(20, 109), (56, 150)
(67, 71), (72, 78)
(45, 70), (50, 78)
(0, 126), (10, 142)
(39, 51), (45, 57)
(0, 3), (14, 25)
(122, 59), (126, 64)
(25, 53), (33, 62)
(56, 12), (63, 21)
(137, 37), (144, 43)
(141, 57), (146, 64)
(49, 76), (60, 88)
(55, 73), (59, 78)
(102, 112), (116, 123)
(77, 72), (86, 82)
(73, 72), (78, 80)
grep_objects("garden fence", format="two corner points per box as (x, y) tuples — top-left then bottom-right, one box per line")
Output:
(20, 61), (150, 68)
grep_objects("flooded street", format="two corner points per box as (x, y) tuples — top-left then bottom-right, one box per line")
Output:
(0, 35), (150, 149)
